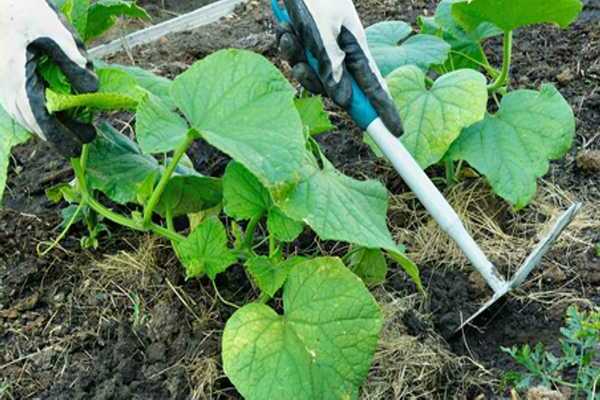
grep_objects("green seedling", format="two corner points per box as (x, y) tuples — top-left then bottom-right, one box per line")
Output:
(366, 0), (582, 209)
(502, 306), (600, 399)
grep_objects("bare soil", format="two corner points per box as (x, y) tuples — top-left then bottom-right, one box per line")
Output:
(1, 0), (599, 399)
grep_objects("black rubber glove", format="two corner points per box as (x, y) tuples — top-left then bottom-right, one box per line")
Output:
(276, 0), (403, 136)
(0, 0), (99, 158)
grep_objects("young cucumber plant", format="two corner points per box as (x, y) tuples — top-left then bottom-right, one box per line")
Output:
(3, 47), (423, 399)
(366, 0), (582, 209)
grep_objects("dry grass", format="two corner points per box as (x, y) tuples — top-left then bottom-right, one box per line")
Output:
(389, 179), (599, 277)
(361, 290), (496, 399)
(72, 237), (225, 399)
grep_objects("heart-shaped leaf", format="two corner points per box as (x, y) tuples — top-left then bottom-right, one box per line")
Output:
(88, 123), (221, 212)
(85, 0), (151, 42)
(449, 85), (575, 209)
(245, 256), (304, 298)
(223, 161), (304, 242)
(267, 207), (304, 242)
(171, 49), (305, 188)
(387, 65), (488, 168)
(177, 217), (237, 279)
(223, 257), (383, 400)
(347, 247), (388, 286)
(366, 21), (451, 76)
(87, 123), (160, 204)
(223, 161), (271, 221)
(94, 61), (175, 109)
(155, 163), (222, 218)
(419, 0), (501, 71)
(278, 155), (401, 253)
(294, 96), (334, 136)
(136, 93), (189, 154)
(452, 0), (583, 32)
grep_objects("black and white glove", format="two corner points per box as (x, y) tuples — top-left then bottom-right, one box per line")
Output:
(277, 0), (403, 136)
(0, 0), (99, 158)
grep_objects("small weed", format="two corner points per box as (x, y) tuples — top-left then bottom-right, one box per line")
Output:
(502, 306), (600, 399)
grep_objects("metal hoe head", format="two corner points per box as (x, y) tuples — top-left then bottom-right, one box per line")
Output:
(457, 202), (582, 332)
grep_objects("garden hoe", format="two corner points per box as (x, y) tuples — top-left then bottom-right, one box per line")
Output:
(272, 0), (582, 332)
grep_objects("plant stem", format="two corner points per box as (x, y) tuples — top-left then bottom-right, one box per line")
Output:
(166, 208), (175, 232)
(257, 292), (270, 304)
(38, 202), (84, 256)
(244, 214), (262, 248)
(268, 234), (276, 258)
(71, 149), (185, 244)
(488, 31), (513, 93)
(143, 132), (195, 227)
(445, 157), (456, 185)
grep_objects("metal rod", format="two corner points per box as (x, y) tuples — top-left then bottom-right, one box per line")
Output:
(89, 0), (248, 59)
(366, 118), (508, 293)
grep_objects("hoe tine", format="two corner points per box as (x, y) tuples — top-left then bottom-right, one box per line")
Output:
(456, 202), (582, 333)
(509, 202), (582, 289)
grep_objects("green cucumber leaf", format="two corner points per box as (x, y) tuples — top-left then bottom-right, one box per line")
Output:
(449, 85), (575, 209)
(136, 94), (189, 154)
(224, 162), (303, 241)
(387, 65), (488, 168)
(294, 96), (334, 136)
(60, 0), (91, 38)
(87, 123), (160, 204)
(366, 21), (451, 76)
(45, 90), (138, 113)
(156, 163), (222, 218)
(223, 257), (383, 400)
(267, 207), (304, 242)
(452, 0), (583, 32)
(96, 67), (139, 93)
(387, 250), (424, 293)
(87, 122), (221, 214)
(177, 217), (237, 280)
(245, 256), (304, 298)
(0, 106), (30, 204)
(171, 49), (305, 188)
(85, 0), (151, 42)
(223, 161), (271, 221)
(418, 0), (501, 71)
(347, 247), (388, 286)
(45, 68), (143, 113)
(38, 57), (72, 94)
(94, 61), (175, 108)
(278, 155), (400, 253)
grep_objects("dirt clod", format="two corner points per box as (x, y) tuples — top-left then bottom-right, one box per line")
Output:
(576, 150), (600, 172)
(556, 68), (574, 84)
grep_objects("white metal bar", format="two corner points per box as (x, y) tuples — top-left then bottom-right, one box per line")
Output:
(89, 0), (248, 59)
(366, 118), (508, 294)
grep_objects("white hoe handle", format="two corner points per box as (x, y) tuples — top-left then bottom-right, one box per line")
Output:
(367, 118), (508, 293)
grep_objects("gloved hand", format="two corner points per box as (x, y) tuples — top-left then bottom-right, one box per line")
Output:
(276, 0), (403, 136)
(0, 0), (99, 158)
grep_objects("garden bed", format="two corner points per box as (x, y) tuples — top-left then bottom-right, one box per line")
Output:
(1, 0), (599, 398)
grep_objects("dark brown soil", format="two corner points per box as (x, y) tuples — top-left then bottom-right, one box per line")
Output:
(1, 0), (599, 399)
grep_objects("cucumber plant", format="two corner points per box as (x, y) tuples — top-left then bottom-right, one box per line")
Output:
(0, 5), (423, 396)
(47, 49), (422, 400)
(366, 0), (582, 209)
